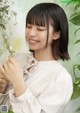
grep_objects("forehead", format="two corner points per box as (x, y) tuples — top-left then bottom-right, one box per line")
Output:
(26, 14), (54, 29)
(26, 12), (47, 26)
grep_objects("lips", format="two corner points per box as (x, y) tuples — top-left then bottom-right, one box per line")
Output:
(29, 39), (39, 44)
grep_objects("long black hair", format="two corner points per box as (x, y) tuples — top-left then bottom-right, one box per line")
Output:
(26, 3), (70, 60)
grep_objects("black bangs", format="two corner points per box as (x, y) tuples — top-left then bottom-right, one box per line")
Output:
(26, 6), (47, 27)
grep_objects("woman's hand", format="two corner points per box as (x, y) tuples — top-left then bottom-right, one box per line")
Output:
(0, 74), (8, 94)
(0, 56), (26, 96)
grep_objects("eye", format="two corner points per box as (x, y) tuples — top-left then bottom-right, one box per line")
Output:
(37, 26), (46, 31)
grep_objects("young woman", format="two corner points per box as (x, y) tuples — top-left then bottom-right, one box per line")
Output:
(0, 3), (73, 113)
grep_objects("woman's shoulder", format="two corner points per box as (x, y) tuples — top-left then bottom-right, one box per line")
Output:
(39, 60), (69, 74)
(38, 60), (72, 81)
(50, 61), (73, 87)
(52, 61), (72, 79)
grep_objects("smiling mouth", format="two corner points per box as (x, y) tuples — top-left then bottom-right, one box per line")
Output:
(29, 39), (39, 43)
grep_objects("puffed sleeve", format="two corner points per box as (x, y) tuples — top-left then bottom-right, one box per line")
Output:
(0, 53), (27, 106)
(9, 71), (73, 113)
(38, 71), (73, 113)
(0, 83), (12, 107)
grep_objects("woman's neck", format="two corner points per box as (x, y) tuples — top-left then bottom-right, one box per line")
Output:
(34, 48), (55, 61)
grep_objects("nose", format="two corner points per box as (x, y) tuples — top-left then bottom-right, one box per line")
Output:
(30, 27), (36, 37)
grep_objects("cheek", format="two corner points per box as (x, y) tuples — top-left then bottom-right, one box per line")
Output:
(25, 30), (29, 40)
(48, 30), (54, 43)
(40, 36), (47, 46)
(40, 32), (47, 41)
(26, 29), (28, 36)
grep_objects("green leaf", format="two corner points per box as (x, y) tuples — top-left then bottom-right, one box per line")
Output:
(0, 0), (3, 2)
(74, 64), (80, 70)
(60, 0), (72, 4)
(76, 52), (80, 56)
(75, 4), (80, 10)
(0, 110), (14, 113)
(73, 64), (80, 71)
(75, 77), (80, 85)
(8, 110), (14, 113)
(0, 111), (14, 113)
(70, 12), (80, 26)
(71, 84), (80, 99)
(12, 11), (17, 16)
(61, 0), (80, 3)
(74, 28), (80, 35)
(77, 64), (80, 70)
(0, 23), (6, 29)
(74, 40), (80, 44)
(5, 10), (9, 15)
(76, 107), (80, 112)
(1, 5), (9, 11)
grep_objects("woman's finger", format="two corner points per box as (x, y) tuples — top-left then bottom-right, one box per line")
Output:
(0, 78), (8, 88)
(0, 66), (4, 73)
(3, 62), (8, 70)
(8, 56), (15, 64)
(0, 78), (8, 84)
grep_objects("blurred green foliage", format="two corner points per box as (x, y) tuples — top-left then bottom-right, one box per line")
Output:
(0, 0), (17, 56)
(61, 0), (80, 112)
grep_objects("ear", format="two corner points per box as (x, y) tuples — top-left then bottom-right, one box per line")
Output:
(53, 31), (60, 40)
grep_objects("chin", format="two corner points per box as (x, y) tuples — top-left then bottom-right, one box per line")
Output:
(29, 46), (38, 51)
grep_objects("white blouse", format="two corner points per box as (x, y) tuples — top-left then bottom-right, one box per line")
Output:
(0, 53), (73, 113)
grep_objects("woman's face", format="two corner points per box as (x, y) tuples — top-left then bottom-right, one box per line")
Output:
(26, 23), (54, 52)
